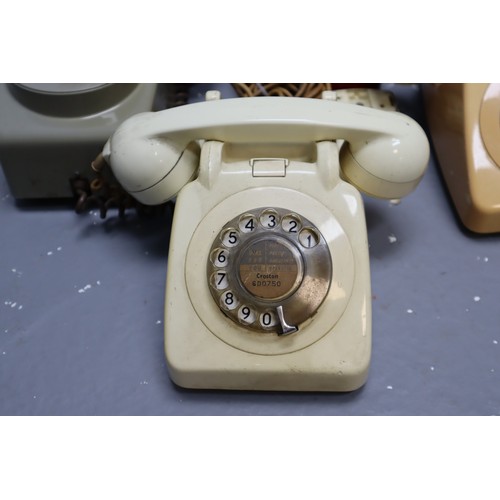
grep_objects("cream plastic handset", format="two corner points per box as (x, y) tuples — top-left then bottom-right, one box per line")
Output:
(102, 96), (428, 204)
(103, 94), (429, 391)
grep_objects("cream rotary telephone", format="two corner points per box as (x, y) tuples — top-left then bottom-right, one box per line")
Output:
(102, 90), (429, 391)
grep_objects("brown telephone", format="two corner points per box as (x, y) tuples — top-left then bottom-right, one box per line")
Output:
(423, 83), (500, 233)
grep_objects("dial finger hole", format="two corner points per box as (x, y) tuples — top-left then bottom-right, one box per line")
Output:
(237, 305), (257, 325)
(220, 290), (239, 311)
(221, 228), (240, 248)
(281, 214), (302, 234)
(211, 248), (229, 268)
(298, 227), (320, 248)
(238, 214), (258, 233)
(259, 209), (280, 229)
(259, 311), (278, 329)
(211, 271), (229, 290)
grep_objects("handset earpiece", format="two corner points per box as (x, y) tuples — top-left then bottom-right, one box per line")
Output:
(339, 112), (430, 199)
(102, 113), (200, 205)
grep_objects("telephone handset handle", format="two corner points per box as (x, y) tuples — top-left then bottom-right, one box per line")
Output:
(102, 96), (429, 204)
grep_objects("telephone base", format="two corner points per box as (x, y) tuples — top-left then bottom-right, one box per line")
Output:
(164, 174), (372, 392)
(166, 316), (370, 393)
(169, 370), (369, 393)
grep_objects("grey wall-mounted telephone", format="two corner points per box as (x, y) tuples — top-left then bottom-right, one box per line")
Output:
(103, 91), (429, 391)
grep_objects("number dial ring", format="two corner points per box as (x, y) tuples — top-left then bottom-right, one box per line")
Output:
(184, 187), (355, 356)
(207, 207), (332, 333)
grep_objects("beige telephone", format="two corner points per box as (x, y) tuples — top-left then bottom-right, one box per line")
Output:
(102, 91), (429, 391)
(423, 84), (500, 233)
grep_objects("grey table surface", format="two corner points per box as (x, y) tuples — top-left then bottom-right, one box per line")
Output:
(1, 84), (499, 416)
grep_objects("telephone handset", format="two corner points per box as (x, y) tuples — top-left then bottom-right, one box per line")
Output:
(103, 92), (429, 391)
(102, 95), (428, 204)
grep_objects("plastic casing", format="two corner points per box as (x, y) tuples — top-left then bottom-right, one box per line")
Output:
(103, 97), (429, 204)
(165, 140), (371, 391)
(102, 95), (429, 391)
(423, 83), (500, 233)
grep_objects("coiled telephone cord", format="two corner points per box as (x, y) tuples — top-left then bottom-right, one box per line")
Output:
(232, 83), (378, 98)
(70, 154), (168, 219)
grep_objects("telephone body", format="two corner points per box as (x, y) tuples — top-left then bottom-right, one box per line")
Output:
(423, 83), (500, 233)
(103, 91), (429, 391)
(0, 83), (164, 199)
